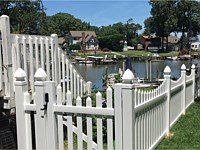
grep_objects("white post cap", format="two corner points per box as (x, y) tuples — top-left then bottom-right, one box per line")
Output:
(181, 64), (186, 70)
(191, 64), (196, 69)
(34, 68), (47, 81)
(122, 69), (134, 84)
(14, 68), (26, 81)
(164, 66), (171, 75)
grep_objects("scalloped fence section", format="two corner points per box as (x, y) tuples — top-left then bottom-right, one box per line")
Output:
(14, 64), (197, 149)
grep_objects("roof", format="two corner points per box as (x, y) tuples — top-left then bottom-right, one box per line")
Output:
(70, 31), (98, 43)
(164, 35), (178, 44)
(191, 41), (200, 44)
(142, 35), (158, 39)
(69, 31), (96, 38)
(142, 35), (179, 44)
(58, 37), (65, 45)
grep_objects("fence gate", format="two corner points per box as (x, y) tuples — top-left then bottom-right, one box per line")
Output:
(14, 68), (121, 150)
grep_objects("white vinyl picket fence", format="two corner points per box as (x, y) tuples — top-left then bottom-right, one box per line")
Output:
(0, 15), (91, 109)
(15, 64), (196, 150)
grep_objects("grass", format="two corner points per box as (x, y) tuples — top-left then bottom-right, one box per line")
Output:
(69, 50), (200, 59)
(156, 99), (200, 149)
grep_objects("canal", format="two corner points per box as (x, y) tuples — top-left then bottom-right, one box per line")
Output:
(74, 59), (200, 90)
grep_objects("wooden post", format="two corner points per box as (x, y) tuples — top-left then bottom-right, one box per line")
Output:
(181, 64), (186, 115)
(164, 66), (171, 136)
(34, 68), (47, 149)
(1, 15), (14, 108)
(14, 68), (32, 149)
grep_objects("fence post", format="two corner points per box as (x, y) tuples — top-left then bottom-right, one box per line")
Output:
(191, 64), (196, 103)
(121, 69), (135, 149)
(34, 68), (47, 149)
(164, 66), (171, 136)
(114, 83), (123, 149)
(1, 15), (14, 109)
(45, 81), (58, 149)
(181, 64), (186, 115)
(14, 68), (31, 149)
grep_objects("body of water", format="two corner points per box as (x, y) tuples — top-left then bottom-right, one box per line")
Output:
(75, 59), (200, 90)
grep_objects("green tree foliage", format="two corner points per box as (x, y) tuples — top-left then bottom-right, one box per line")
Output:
(145, 0), (177, 50)
(0, 0), (47, 35)
(46, 12), (99, 37)
(176, 0), (200, 50)
(144, 0), (200, 51)
(68, 43), (81, 50)
(97, 22), (141, 51)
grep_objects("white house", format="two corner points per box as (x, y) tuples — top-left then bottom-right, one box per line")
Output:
(69, 31), (99, 50)
(191, 41), (200, 51)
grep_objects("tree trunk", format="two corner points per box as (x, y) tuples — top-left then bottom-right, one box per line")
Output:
(180, 30), (184, 51)
(161, 36), (164, 51)
(166, 36), (169, 51)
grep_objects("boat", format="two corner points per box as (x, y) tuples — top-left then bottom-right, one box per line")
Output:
(166, 56), (178, 60)
(79, 60), (93, 64)
(87, 55), (103, 60)
(75, 56), (86, 61)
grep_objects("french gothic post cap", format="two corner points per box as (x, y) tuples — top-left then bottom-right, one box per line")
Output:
(34, 68), (47, 81)
(14, 68), (26, 81)
(181, 64), (186, 70)
(122, 69), (134, 83)
(164, 66), (171, 74)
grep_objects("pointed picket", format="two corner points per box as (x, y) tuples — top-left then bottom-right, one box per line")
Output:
(76, 96), (83, 150)
(96, 92), (103, 149)
(86, 96), (93, 149)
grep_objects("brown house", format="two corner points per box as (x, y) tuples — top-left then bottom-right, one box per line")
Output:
(140, 35), (161, 50)
(69, 31), (99, 50)
(140, 35), (179, 50)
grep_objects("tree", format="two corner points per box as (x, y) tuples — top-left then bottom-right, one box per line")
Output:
(0, 0), (47, 35)
(176, 0), (200, 50)
(145, 0), (200, 51)
(97, 21), (142, 51)
(145, 0), (177, 51)
(46, 12), (99, 37)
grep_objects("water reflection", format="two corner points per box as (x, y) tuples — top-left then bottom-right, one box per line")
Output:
(75, 59), (199, 90)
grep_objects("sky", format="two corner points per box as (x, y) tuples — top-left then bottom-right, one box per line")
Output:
(43, 1), (151, 33)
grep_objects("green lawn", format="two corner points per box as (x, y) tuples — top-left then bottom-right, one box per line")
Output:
(70, 50), (200, 59)
(156, 99), (200, 149)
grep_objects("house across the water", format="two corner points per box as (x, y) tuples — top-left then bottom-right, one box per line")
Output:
(69, 31), (99, 50)
(140, 35), (179, 51)
(191, 41), (200, 51)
